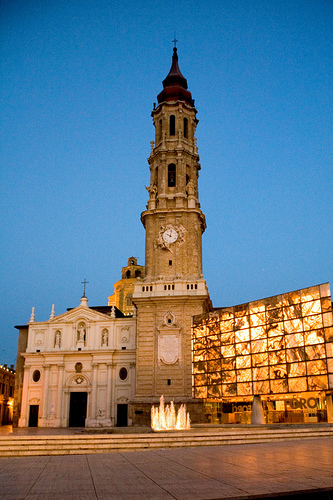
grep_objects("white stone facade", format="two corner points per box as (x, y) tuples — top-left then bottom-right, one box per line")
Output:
(18, 298), (136, 428)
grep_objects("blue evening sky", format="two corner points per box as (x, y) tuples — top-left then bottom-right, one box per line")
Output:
(1, 0), (332, 365)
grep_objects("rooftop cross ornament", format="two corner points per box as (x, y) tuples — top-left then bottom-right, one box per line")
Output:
(81, 279), (89, 298)
(172, 33), (178, 48)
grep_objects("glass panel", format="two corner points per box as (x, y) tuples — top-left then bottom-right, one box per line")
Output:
(251, 326), (266, 340)
(235, 342), (251, 355)
(235, 316), (249, 330)
(236, 355), (251, 369)
(270, 364), (287, 380)
(308, 375), (328, 390)
(249, 300), (265, 313)
(283, 304), (302, 320)
(289, 377), (307, 392)
(327, 358), (333, 373)
(250, 312), (266, 327)
(286, 347), (306, 362)
(234, 305), (248, 317)
(301, 300), (321, 316)
(324, 327), (333, 343)
(267, 323), (284, 337)
(237, 382), (253, 395)
(221, 345), (235, 357)
(194, 386), (207, 398)
(251, 339), (268, 353)
(270, 379), (288, 393)
(266, 308), (283, 322)
(303, 314), (323, 331)
(319, 283), (330, 298)
(193, 350), (206, 362)
(304, 329), (325, 345)
(207, 359), (222, 372)
(220, 331), (235, 345)
(284, 318), (303, 333)
(329, 374), (333, 388)
(305, 344), (326, 359)
(193, 374), (207, 386)
(222, 383), (237, 396)
(253, 380), (269, 394)
(207, 385), (222, 398)
(321, 298), (332, 313)
(193, 361), (207, 373)
(252, 352), (268, 366)
(266, 295), (283, 310)
(288, 362), (306, 377)
(220, 319), (234, 332)
(235, 329), (250, 342)
(206, 345), (221, 360)
(268, 336), (285, 351)
(307, 359), (327, 375)
(269, 350), (286, 365)
(301, 286), (320, 302)
(253, 367), (268, 380)
(282, 290), (301, 306)
(221, 357), (236, 371)
(237, 369), (252, 382)
(326, 344), (333, 358)
(285, 333), (304, 348)
(207, 372), (222, 385)
(221, 371), (236, 383)
(323, 312), (333, 327)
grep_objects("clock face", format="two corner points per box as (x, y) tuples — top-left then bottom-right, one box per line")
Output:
(162, 227), (178, 244)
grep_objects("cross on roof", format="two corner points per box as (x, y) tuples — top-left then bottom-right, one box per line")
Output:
(172, 34), (178, 48)
(81, 279), (89, 298)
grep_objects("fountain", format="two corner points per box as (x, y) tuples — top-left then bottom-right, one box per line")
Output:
(151, 395), (191, 431)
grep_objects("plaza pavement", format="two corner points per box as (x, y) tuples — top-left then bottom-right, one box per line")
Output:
(0, 428), (333, 499)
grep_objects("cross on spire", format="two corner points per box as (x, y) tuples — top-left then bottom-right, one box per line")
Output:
(81, 279), (89, 298)
(172, 33), (178, 48)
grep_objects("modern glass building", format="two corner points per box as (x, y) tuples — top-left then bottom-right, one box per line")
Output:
(192, 283), (333, 424)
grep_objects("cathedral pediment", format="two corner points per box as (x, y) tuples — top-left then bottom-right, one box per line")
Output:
(49, 305), (112, 324)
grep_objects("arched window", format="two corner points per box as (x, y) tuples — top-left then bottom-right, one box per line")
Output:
(126, 270), (131, 279)
(168, 164), (176, 187)
(184, 117), (188, 138)
(135, 269), (141, 278)
(169, 115), (175, 136)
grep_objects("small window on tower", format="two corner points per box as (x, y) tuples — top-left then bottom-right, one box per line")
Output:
(184, 117), (188, 138)
(126, 270), (131, 279)
(170, 115), (175, 136)
(168, 164), (176, 187)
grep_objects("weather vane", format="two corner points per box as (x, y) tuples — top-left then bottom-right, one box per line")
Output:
(81, 279), (89, 298)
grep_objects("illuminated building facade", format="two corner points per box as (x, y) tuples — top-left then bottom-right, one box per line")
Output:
(192, 283), (333, 423)
(0, 364), (15, 425)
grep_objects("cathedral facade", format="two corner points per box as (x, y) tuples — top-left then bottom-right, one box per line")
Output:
(14, 47), (210, 428)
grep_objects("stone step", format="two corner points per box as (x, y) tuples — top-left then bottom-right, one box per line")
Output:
(1, 427), (332, 457)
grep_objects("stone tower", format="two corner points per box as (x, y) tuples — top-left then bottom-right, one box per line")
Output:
(132, 48), (211, 424)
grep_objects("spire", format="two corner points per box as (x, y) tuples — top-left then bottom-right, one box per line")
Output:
(157, 48), (194, 106)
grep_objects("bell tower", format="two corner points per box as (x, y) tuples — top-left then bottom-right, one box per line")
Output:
(132, 47), (211, 424)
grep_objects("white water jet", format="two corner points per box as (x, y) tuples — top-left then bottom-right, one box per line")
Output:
(151, 395), (191, 431)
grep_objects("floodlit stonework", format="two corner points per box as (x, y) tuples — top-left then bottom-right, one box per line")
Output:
(15, 297), (136, 427)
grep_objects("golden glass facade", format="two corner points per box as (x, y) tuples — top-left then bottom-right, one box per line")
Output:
(192, 283), (333, 399)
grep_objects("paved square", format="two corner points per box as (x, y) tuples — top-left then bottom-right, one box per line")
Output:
(1, 438), (333, 499)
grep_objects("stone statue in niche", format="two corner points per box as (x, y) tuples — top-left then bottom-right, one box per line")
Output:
(186, 179), (195, 196)
(54, 330), (61, 348)
(102, 328), (108, 346)
(77, 322), (86, 342)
